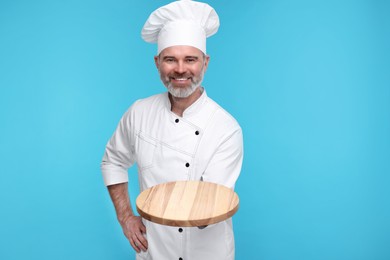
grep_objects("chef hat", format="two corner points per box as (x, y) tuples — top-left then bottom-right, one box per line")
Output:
(141, 0), (220, 54)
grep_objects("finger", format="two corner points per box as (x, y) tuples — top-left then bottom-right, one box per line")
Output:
(140, 224), (147, 234)
(138, 222), (148, 247)
(130, 237), (141, 253)
(134, 233), (148, 251)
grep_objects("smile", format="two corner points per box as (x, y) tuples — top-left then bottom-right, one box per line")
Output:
(171, 78), (191, 82)
(172, 77), (190, 81)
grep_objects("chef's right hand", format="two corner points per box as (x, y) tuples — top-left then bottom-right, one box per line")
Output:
(120, 215), (148, 253)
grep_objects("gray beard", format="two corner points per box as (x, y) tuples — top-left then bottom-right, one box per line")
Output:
(160, 68), (205, 98)
(166, 81), (199, 98)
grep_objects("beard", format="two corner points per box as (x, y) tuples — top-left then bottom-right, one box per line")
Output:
(160, 69), (205, 98)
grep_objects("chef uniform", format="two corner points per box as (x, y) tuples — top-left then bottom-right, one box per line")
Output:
(101, 1), (243, 259)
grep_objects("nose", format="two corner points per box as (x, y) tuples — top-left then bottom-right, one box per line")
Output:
(174, 60), (186, 74)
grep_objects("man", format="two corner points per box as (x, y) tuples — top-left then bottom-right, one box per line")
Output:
(101, 1), (243, 259)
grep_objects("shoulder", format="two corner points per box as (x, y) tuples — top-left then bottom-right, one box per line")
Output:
(118, 93), (167, 126)
(205, 96), (241, 131)
(124, 92), (167, 115)
(133, 92), (167, 110)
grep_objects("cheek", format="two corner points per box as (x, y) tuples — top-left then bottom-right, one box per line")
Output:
(193, 68), (204, 77)
(159, 66), (173, 75)
(158, 68), (169, 77)
(194, 64), (205, 75)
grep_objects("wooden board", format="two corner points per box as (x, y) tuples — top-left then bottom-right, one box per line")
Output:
(136, 181), (239, 227)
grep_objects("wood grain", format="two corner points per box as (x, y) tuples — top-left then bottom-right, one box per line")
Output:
(136, 181), (239, 227)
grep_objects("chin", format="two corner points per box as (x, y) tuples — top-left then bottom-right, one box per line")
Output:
(168, 85), (198, 98)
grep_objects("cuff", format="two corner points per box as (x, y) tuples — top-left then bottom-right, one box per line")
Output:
(101, 164), (129, 186)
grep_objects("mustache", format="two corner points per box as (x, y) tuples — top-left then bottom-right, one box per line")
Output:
(168, 73), (192, 78)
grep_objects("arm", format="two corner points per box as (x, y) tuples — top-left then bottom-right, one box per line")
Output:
(202, 127), (243, 189)
(107, 182), (148, 253)
(199, 127), (243, 229)
(102, 107), (148, 252)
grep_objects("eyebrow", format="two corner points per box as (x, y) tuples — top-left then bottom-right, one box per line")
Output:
(185, 56), (199, 60)
(161, 56), (175, 60)
(161, 55), (200, 60)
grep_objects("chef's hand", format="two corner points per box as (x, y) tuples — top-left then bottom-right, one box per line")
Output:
(120, 215), (148, 253)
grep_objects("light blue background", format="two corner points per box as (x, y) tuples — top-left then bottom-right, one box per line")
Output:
(0, 0), (389, 259)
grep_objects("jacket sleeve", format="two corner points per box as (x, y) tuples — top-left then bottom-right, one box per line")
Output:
(101, 108), (135, 186)
(201, 126), (244, 189)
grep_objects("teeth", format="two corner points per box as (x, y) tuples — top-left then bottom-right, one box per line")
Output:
(174, 78), (189, 81)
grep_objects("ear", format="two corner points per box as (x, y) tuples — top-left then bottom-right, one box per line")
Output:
(203, 55), (210, 72)
(154, 55), (159, 69)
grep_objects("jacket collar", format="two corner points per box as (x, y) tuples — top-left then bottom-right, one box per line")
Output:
(165, 87), (208, 117)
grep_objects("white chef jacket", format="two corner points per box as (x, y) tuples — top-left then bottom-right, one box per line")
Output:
(101, 89), (243, 260)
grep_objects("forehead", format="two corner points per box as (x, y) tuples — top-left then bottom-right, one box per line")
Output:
(159, 45), (204, 57)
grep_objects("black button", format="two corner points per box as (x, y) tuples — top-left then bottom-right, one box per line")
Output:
(179, 258), (183, 260)
(178, 228), (183, 233)
(185, 163), (190, 167)
(195, 130), (199, 135)
(175, 119), (179, 123)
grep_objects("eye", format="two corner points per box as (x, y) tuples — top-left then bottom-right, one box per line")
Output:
(163, 57), (176, 64)
(185, 58), (197, 63)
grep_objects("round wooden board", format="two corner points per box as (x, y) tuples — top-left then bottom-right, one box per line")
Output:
(136, 181), (239, 227)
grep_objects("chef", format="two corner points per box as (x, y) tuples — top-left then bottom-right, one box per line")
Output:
(101, 1), (243, 259)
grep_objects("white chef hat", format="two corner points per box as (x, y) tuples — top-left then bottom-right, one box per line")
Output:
(141, 0), (220, 54)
